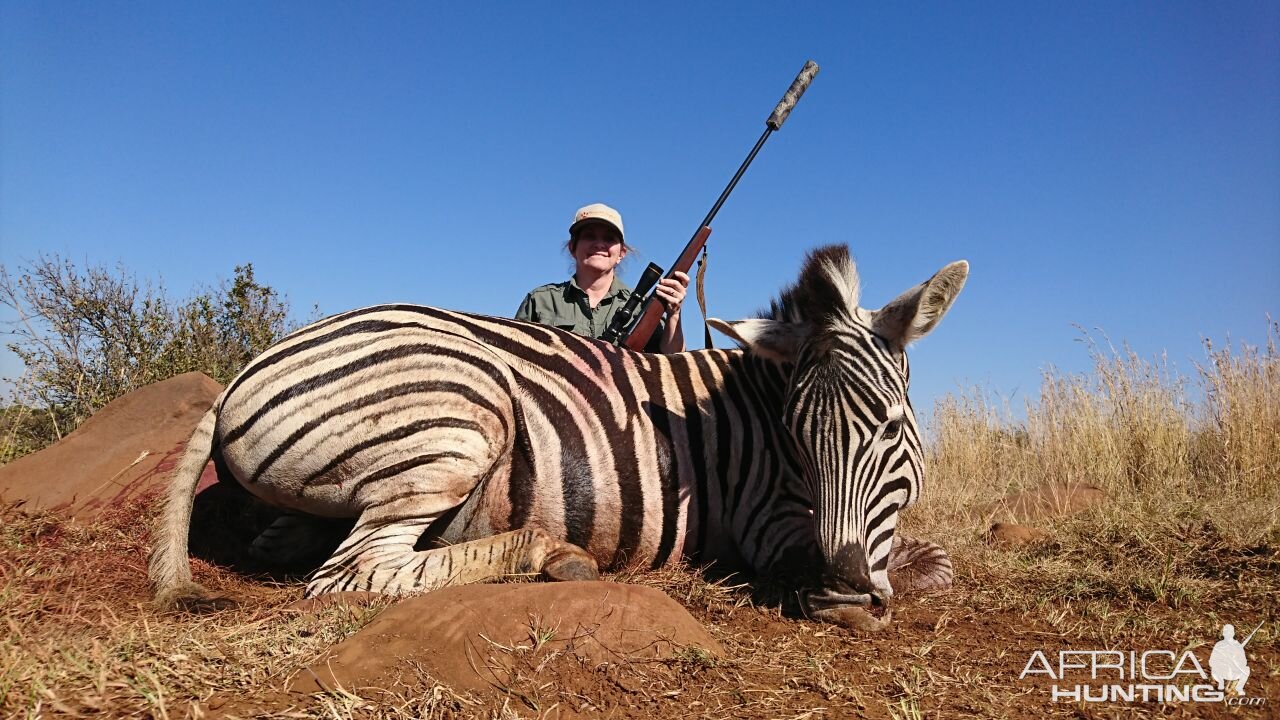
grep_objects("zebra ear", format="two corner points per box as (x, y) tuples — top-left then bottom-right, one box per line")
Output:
(707, 318), (807, 362)
(871, 260), (969, 350)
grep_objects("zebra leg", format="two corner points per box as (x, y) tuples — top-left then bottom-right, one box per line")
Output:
(886, 534), (954, 594)
(306, 507), (598, 597)
(249, 511), (347, 568)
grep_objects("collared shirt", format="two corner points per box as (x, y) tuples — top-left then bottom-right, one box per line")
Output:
(515, 275), (665, 352)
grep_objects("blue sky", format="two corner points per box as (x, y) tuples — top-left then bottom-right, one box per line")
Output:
(2, 2), (1277, 422)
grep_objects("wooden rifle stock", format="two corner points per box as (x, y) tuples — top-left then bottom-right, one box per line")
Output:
(622, 225), (712, 351)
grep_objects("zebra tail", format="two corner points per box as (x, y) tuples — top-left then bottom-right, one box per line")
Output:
(148, 406), (232, 610)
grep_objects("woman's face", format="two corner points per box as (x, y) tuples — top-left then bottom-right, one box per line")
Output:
(572, 222), (627, 274)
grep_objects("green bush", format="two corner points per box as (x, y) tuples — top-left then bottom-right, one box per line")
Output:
(0, 256), (306, 464)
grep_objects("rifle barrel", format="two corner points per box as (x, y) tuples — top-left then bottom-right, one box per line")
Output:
(698, 126), (772, 232)
(618, 60), (820, 350)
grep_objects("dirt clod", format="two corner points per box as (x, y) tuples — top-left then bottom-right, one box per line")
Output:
(985, 522), (1052, 547)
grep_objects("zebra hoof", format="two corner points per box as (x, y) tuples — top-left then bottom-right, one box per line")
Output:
(175, 595), (238, 613)
(887, 534), (954, 595)
(155, 581), (237, 613)
(542, 550), (599, 582)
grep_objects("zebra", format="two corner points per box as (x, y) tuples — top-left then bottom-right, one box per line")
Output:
(149, 245), (966, 626)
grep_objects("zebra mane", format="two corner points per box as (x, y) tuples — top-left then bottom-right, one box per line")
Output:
(758, 244), (862, 328)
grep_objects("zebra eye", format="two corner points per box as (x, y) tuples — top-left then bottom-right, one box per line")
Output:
(883, 419), (903, 440)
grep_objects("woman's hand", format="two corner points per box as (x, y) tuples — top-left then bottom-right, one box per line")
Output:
(654, 271), (690, 316)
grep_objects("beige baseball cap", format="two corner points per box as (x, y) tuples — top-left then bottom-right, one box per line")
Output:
(569, 203), (625, 241)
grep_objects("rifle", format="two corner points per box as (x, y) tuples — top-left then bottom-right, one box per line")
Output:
(600, 60), (821, 351)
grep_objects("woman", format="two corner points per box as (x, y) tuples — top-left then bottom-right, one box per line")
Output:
(515, 203), (688, 353)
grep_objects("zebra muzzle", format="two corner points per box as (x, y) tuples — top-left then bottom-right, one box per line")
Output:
(798, 582), (893, 633)
(801, 583), (887, 611)
(800, 541), (893, 613)
(802, 593), (894, 632)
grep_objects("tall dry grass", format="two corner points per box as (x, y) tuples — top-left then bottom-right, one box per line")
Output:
(907, 320), (1279, 631)
(918, 321), (1279, 542)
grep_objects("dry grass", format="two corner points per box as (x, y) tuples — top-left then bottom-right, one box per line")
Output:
(1, 322), (1277, 717)
(911, 321), (1280, 642)
(0, 500), (404, 718)
(922, 324), (1279, 538)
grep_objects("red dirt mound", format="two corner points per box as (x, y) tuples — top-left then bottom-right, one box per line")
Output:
(288, 581), (723, 695)
(0, 372), (223, 518)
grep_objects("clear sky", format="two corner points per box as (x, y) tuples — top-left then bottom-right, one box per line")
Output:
(2, 1), (1277, 421)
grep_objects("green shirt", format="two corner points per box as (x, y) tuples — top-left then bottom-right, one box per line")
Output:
(515, 275), (665, 352)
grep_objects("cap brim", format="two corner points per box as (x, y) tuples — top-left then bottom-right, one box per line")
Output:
(569, 218), (624, 240)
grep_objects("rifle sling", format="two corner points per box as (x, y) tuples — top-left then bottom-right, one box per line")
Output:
(696, 244), (713, 349)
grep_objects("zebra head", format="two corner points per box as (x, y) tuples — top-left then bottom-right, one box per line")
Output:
(709, 245), (967, 611)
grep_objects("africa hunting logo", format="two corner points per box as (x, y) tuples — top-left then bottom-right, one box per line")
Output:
(1020, 622), (1266, 706)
